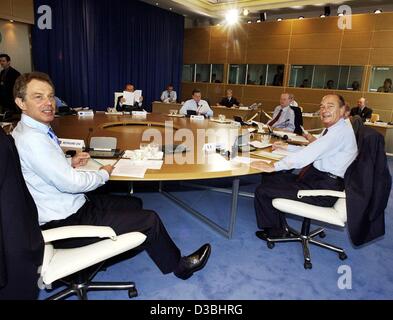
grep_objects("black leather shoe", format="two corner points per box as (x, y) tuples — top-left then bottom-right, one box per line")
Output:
(174, 244), (211, 280)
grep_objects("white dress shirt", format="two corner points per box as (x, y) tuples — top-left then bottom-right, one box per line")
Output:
(12, 114), (109, 225)
(274, 118), (358, 178)
(179, 99), (213, 117)
(268, 106), (295, 132)
(161, 90), (177, 103)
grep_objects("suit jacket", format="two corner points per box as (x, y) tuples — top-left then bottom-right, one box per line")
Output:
(0, 128), (44, 299)
(344, 126), (391, 246)
(350, 106), (373, 122)
(0, 67), (21, 114)
(116, 96), (143, 112)
(290, 106), (303, 135)
(219, 97), (240, 108)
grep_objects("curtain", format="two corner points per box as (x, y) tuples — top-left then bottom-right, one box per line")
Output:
(32, 0), (184, 111)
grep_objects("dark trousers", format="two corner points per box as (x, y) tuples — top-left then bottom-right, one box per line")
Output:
(254, 167), (344, 230)
(41, 194), (181, 274)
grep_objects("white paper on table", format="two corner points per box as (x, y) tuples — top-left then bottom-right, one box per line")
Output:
(111, 159), (147, 178)
(123, 91), (135, 105)
(76, 159), (117, 172)
(272, 149), (291, 156)
(249, 141), (272, 149)
(127, 160), (164, 170)
(288, 135), (309, 143)
(231, 156), (271, 165)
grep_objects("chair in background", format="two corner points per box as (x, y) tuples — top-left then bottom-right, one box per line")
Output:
(40, 226), (146, 300)
(114, 92), (123, 109)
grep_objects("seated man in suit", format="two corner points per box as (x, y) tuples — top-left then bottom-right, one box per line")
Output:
(161, 84), (177, 103)
(251, 94), (358, 239)
(11, 72), (211, 281)
(350, 97), (373, 122)
(218, 89), (240, 108)
(116, 83), (144, 112)
(179, 89), (213, 118)
(267, 93), (296, 133)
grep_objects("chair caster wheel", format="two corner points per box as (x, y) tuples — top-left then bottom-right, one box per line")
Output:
(319, 232), (326, 239)
(304, 261), (312, 270)
(128, 288), (138, 299)
(267, 242), (275, 249)
(339, 252), (348, 261)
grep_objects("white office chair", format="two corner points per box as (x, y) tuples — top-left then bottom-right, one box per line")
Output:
(90, 137), (117, 150)
(268, 190), (348, 269)
(40, 226), (146, 300)
(114, 92), (123, 109)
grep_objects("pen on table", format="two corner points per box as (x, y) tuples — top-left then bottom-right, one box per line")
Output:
(91, 158), (104, 166)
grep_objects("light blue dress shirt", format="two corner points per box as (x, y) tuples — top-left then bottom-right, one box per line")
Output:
(12, 114), (109, 225)
(274, 118), (358, 178)
(161, 90), (177, 102)
(268, 105), (295, 132)
(179, 99), (213, 117)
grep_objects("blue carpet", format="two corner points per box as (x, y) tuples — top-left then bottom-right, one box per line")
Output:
(39, 159), (393, 300)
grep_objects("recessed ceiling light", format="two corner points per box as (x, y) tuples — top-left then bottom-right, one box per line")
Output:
(225, 9), (239, 26)
(374, 9), (382, 14)
(169, 8), (172, 10)
(9, 19), (14, 23)
(155, 2), (159, 6)
(247, 20), (252, 24)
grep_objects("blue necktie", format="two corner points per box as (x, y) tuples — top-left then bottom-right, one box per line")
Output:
(48, 127), (61, 145)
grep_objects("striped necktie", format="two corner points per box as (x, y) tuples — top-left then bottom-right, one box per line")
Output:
(48, 127), (61, 145)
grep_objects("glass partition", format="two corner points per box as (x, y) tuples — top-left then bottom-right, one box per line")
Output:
(289, 65), (364, 91)
(247, 65), (267, 85)
(369, 66), (393, 93)
(182, 64), (195, 82)
(267, 64), (285, 86)
(195, 64), (210, 83)
(228, 64), (247, 85)
(211, 64), (224, 83)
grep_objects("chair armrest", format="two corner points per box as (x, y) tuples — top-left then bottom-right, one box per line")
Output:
(297, 190), (346, 199)
(42, 226), (117, 243)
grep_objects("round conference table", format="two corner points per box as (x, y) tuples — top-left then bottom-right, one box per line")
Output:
(52, 112), (267, 238)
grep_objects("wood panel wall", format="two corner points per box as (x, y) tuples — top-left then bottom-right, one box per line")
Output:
(0, 0), (34, 24)
(182, 13), (393, 122)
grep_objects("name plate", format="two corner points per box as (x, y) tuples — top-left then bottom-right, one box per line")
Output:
(59, 138), (86, 149)
(132, 111), (147, 117)
(190, 115), (205, 121)
(78, 110), (94, 117)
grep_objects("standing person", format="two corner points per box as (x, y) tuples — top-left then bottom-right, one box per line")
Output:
(12, 72), (211, 281)
(0, 54), (21, 114)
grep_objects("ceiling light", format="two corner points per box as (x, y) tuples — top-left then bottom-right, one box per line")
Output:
(169, 8), (172, 11)
(243, 9), (249, 16)
(374, 9), (382, 14)
(9, 19), (14, 23)
(225, 9), (239, 26)
(155, 3), (159, 6)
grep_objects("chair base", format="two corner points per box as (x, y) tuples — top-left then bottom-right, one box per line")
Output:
(45, 263), (139, 300)
(265, 219), (348, 269)
(46, 281), (138, 300)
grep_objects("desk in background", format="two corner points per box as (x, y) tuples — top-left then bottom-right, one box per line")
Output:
(152, 101), (261, 122)
(366, 122), (393, 154)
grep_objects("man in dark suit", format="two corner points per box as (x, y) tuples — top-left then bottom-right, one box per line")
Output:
(219, 89), (240, 108)
(0, 128), (44, 300)
(0, 54), (21, 115)
(350, 97), (373, 122)
(116, 83), (144, 112)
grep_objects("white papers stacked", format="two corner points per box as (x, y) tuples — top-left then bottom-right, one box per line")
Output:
(76, 159), (117, 172)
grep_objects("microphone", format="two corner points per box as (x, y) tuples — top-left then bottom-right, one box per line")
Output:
(85, 127), (94, 150)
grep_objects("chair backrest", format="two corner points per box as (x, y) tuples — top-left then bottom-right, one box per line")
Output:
(290, 106), (304, 135)
(90, 137), (117, 150)
(114, 92), (123, 108)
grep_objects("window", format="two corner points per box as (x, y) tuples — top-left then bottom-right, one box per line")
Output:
(211, 64), (224, 83)
(289, 65), (364, 91)
(182, 64), (195, 82)
(247, 65), (267, 85)
(228, 64), (247, 85)
(267, 64), (285, 87)
(195, 64), (210, 83)
(369, 66), (393, 93)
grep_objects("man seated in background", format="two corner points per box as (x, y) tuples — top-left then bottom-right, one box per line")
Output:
(0, 54), (21, 116)
(267, 93), (295, 132)
(12, 72), (211, 282)
(252, 94), (358, 239)
(179, 89), (213, 118)
(377, 78), (392, 93)
(161, 84), (177, 103)
(350, 97), (373, 122)
(116, 83), (144, 112)
(218, 89), (240, 108)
